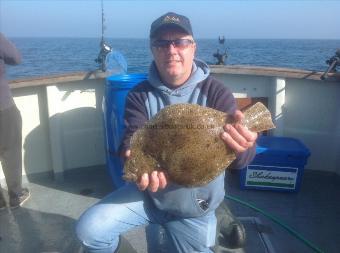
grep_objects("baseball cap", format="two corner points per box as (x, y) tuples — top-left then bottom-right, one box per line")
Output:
(150, 12), (193, 38)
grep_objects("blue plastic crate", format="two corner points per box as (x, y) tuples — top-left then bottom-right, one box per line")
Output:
(240, 136), (310, 192)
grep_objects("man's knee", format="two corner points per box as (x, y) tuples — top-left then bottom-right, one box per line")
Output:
(164, 214), (217, 252)
(75, 214), (117, 251)
(75, 218), (96, 247)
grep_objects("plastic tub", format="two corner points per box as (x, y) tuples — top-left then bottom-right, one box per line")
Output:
(103, 73), (147, 187)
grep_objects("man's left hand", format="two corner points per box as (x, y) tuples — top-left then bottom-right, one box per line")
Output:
(124, 149), (168, 192)
(221, 110), (258, 153)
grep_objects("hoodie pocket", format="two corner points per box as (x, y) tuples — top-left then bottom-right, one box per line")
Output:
(149, 173), (225, 218)
(149, 185), (208, 218)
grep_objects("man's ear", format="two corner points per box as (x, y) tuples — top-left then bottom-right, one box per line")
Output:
(192, 42), (197, 56)
(150, 40), (156, 56)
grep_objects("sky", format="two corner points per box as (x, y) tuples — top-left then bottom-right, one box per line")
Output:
(1, 0), (340, 39)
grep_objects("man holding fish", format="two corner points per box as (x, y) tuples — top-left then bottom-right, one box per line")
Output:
(77, 12), (258, 253)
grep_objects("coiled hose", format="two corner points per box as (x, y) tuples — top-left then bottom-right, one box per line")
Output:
(224, 194), (324, 253)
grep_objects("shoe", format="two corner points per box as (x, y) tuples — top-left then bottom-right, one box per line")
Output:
(114, 236), (137, 253)
(214, 201), (246, 251)
(9, 188), (30, 209)
(220, 220), (246, 249)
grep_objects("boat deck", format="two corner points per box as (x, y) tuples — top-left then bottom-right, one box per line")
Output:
(0, 166), (339, 253)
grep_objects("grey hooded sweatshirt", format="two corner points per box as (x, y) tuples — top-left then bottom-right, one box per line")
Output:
(121, 59), (256, 218)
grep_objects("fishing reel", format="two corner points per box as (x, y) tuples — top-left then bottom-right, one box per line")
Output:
(213, 35), (228, 65)
(95, 40), (113, 71)
(213, 49), (228, 65)
(321, 49), (340, 80)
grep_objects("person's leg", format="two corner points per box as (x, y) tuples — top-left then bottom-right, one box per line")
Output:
(0, 105), (23, 195)
(163, 211), (217, 253)
(76, 184), (163, 253)
(0, 105), (28, 208)
(0, 108), (5, 209)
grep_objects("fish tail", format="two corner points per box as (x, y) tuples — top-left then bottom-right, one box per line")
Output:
(242, 102), (275, 132)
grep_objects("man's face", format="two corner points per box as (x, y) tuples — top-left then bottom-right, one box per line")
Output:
(151, 28), (196, 87)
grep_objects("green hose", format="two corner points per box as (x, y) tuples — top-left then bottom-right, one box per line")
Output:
(224, 194), (324, 253)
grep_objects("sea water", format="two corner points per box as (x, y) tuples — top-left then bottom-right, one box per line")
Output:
(6, 37), (340, 80)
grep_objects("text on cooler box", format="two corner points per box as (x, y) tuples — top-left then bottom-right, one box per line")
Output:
(245, 165), (298, 189)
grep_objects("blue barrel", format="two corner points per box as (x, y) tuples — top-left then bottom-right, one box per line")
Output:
(103, 73), (147, 187)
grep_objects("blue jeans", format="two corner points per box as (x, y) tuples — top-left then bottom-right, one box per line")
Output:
(76, 184), (216, 253)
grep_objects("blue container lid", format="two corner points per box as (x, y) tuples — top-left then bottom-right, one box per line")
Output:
(106, 73), (147, 89)
(256, 136), (311, 157)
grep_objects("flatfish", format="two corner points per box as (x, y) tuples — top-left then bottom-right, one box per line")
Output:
(123, 102), (275, 187)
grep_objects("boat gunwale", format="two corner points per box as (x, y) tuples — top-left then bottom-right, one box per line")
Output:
(9, 65), (340, 90)
(210, 65), (340, 82)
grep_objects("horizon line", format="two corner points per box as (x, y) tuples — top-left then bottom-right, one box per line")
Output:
(7, 36), (340, 40)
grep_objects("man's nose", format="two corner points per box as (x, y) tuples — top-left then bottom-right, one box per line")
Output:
(167, 43), (177, 53)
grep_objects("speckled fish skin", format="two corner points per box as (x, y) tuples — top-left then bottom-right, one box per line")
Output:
(123, 102), (275, 187)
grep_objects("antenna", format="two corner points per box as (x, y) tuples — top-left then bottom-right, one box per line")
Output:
(95, 0), (112, 71)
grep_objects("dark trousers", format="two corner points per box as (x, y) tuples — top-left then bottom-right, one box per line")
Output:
(0, 105), (23, 195)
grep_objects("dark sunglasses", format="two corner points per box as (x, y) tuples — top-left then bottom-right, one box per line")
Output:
(151, 39), (194, 49)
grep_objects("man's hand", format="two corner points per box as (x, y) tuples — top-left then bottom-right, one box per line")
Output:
(138, 171), (168, 192)
(221, 110), (258, 153)
(124, 150), (168, 192)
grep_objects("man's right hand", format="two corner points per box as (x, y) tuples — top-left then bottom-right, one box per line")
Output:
(124, 150), (168, 192)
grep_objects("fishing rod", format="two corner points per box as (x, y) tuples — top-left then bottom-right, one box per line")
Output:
(95, 0), (112, 71)
(320, 49), (340, 80)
